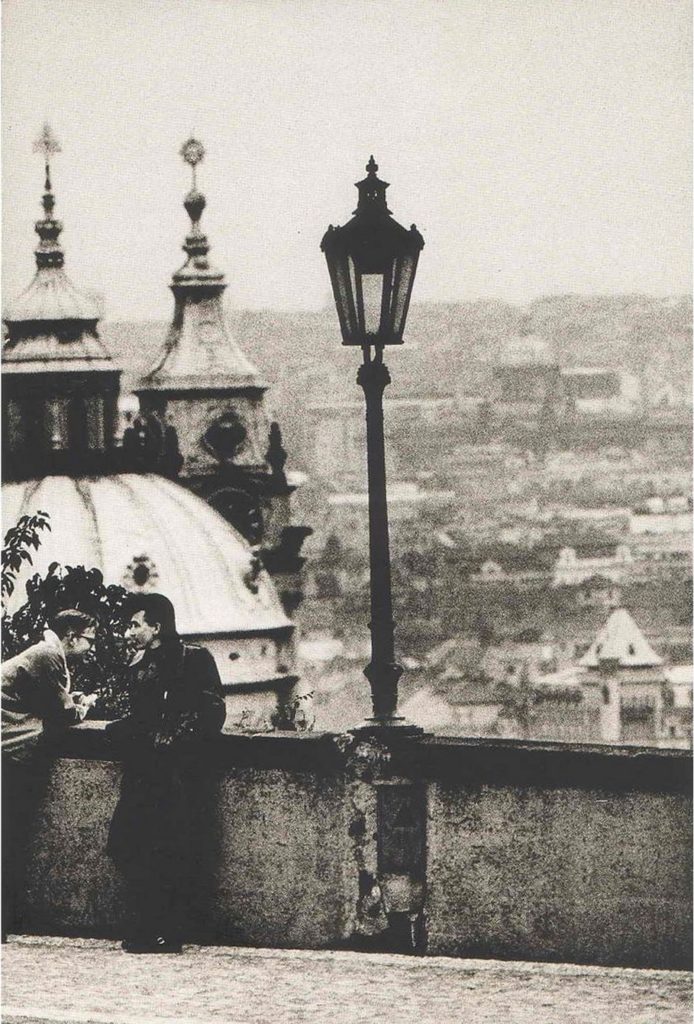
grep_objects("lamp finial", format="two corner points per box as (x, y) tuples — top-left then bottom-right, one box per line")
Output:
(355, 156), (390, 216)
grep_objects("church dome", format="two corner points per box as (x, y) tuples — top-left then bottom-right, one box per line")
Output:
(2, 473), (291, 637)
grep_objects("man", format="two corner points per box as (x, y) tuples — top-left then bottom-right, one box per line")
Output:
(2, 609), (98, 938)
(106, 593), (225, 954)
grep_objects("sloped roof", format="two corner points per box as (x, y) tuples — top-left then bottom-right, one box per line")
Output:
(5, 268), (100, 323)
(578, 608), (663, 669)
(3, 329), (115, 373)
(579, 574), (620, 590)
(139, 297), (262, 392)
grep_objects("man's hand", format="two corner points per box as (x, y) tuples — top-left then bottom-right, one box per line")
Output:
(75, 693), (99, 720)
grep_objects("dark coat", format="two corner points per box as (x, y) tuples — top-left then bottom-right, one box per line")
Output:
(106, 640), (225, 877)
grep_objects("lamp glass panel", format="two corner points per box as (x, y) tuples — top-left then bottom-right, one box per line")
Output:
(361, 273), (385, 336)
(348, 255), (360, 334)
(391, 252), (418, 338)
(332, 253), (358, 341)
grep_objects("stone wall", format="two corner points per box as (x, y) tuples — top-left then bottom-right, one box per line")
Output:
(15, 725), (692, 968)
(423, 761), (690, 966)
(401, 736), (690, 968)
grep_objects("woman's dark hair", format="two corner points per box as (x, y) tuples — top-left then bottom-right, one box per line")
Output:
(51, 609), (96, 640)
(126, 593), (178, 640)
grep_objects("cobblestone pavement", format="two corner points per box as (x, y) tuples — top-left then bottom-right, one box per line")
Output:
(2, 936), (691, 1024)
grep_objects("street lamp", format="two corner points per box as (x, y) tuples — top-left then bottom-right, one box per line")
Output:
(321, 157), (424, 729)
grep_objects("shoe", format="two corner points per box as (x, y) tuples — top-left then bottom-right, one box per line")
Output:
(121, 936), (182, 954)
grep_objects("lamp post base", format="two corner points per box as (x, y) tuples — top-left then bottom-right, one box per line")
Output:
(351, 717), (425, 737)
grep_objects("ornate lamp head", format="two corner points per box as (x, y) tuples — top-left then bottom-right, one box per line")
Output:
(321, 157), (424, 347)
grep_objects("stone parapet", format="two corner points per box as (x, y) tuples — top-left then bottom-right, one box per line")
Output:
(16, 725), (692, 969)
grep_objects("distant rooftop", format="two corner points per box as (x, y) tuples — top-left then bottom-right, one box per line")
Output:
(579, 608), (664, 669)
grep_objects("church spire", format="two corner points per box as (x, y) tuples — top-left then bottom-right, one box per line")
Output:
(171, 137), (224, 288)
(32, 123), (65, 270)
(138, 137), (260, 390)
(2, 126), (120, 482)
(4, 124), (101, 325)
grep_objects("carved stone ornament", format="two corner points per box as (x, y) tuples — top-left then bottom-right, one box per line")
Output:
(202, 410), (247, 463)
(332, 733), (392, 780)
(122, 555), (159, 591)
(243, 548), (263, 594)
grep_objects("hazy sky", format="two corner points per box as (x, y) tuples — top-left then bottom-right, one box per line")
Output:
(2, 0), (691, 320)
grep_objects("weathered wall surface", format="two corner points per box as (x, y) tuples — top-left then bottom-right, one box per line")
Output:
(209, 768), (356, 948)
(408, 738), (692, 969)
(22, 731), (359, 951)
(15, 726), (692, 968)
(24, 757), (126, 937)
(425, 783), (691, 967)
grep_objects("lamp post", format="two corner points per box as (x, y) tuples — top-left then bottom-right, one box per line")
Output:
(321, 157), (424, 729)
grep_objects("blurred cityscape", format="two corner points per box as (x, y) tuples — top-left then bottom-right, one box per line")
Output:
(104, 295), (693, 747)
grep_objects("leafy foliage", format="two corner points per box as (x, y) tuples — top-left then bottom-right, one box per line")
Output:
(270, 690), (316, 732)
(3, 560), (133, 720)
(2, 511), (51, 601)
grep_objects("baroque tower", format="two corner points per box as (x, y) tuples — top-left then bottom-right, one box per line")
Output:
(3, 127), (304, 723)
(134, 139), (310, 614)
(2, 125), (121, 481)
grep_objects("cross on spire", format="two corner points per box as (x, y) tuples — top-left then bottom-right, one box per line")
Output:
(180, 136), (205, 190)
(33, 123), (61, 192)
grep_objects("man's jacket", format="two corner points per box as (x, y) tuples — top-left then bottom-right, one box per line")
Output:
(1, 632), (81, 759)
(106, 640), (226, 751)
(105, 639), (225, 873)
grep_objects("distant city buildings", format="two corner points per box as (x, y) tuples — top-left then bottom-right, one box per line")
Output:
(307, 393), (455, 488)
(290, 311), (691, 746)
(398, 608), (691, 748)
(553, 544), (634, 586)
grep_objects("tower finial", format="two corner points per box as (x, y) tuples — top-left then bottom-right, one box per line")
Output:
(175, 137), (217, 271)
(33, 123), (61, 200)
(180, 136), (205, 190)
(32, 123), (64, 269)
(179, 137), (207, 231)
